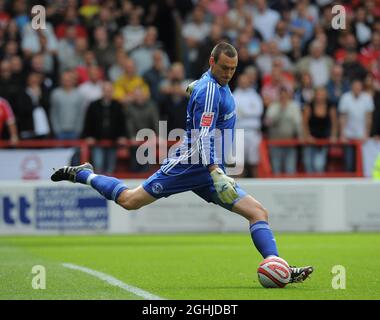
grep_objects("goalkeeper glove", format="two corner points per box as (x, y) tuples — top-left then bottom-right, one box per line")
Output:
(210, 167), (239, 204)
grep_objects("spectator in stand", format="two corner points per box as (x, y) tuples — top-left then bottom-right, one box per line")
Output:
(78, 65), (103, 110)
(256, 41), (293, 76)
(194, 21), (226, 78)
(273, 20), (292, 54)
(338, 79), (374, 172)
(364, 74), (380, 139)
(90, 5), (119, 36)
(112, 31), (125, 52)
(334, 33), (358, 64)
(57, 25), (79, 72)
(242, 23), (263, 59)
(75, 50), (104, 85)
(13, 72), (50, 140)
(291, 0), (319, 25)
(226, 0), (252, 42)
(353, 6), (373, 48)
(113, 57), (150, 105)
(0, 59), (20, 105)
(205, 0), (229, 17)
(342, 48), (368, 82)
(79, 0), (100, 23)
(38, 33), (59, 79)
(55, 5), (88, 40)
(121, 8), (146, 53)
(0, 0), (10, 28)
(108, 49), (127, 82)
(4, 19), (21, 44)
(182, 5), (211, 78)
(130, 26), (170, 76)
(265, 87), (303, 174)
(58, 36), (89, 72)
(318, 4), (343, 56)
(143, 49), (168, 104)
(159, 62), (192, 132)
(359, 32), (380, 69)
(234, 73), (263, 178)
(92, 26), (115, 72)
(302, 87), (338, 173)
(21, 17), (58, 58)
(252, 0), (280, 42)
(2, 39), (21, 60)
(115, 0), (133, 28)
(124, 87), (159, 172)
(231, 45), (255, 90)
(12, 0), (29, 31)
(29, 53), (57, 90)
(9, 55), (25, 87)
(82, 81), (127, 174)
(0, 96), (18, 144)
(290, 0), (315, 47)
(244, 65), (260, 91)
(50, 70), (86, 140)
(294, 71), (315, 110)
(287, 33), (306, 63)
(326, 65), (350, 107)
(296, 40), (333, 87)
(261, 60), (294, 108)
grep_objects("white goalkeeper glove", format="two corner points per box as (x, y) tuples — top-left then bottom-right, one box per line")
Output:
(210, 167), (239, 204)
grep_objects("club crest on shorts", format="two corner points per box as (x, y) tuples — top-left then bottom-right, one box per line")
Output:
(152, 182), (163, 194)
(200, 112), (214, 127)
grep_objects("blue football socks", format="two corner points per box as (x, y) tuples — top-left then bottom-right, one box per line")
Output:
(250, 221), (279, 258)
(76, 170), (128, 202)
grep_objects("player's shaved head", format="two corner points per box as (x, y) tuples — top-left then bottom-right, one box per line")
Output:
(209, 42), (238, 86)
(210, 42), (237, 63)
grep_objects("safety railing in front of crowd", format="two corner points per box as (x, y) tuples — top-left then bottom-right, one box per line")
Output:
(0, 139), (167, 179)
(0, 138), (364, 179)
(258, 139), (363, 178)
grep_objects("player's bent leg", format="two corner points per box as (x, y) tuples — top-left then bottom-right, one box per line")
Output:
(231, 194), (268, 224)
(232, 194), (278, 259)
(50, 162), (157, 210)
(116, 185), (157, 210)
(232, 194), (314, 283)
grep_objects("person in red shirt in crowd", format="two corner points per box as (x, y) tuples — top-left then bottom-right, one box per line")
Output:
(359, 32), (380, 68)
(0, 96), (18, 145)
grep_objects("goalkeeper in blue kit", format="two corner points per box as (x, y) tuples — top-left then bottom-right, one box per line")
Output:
(51, 42), (313, 284)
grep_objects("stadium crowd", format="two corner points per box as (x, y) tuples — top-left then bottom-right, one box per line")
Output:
(0, 0), (380, 176)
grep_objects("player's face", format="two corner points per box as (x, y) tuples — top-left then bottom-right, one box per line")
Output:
(210, 53), (238, 86)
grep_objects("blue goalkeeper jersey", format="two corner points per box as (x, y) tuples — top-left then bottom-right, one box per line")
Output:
(161, 70), (236, 174)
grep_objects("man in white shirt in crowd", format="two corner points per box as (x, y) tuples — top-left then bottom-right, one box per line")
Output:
(78, 65), (103, 111)
(234, 73), (263, 177)
(252, 0), (280, 42)
(339, 79), (374, 172)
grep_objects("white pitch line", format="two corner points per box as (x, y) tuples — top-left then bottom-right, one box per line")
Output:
(62, 263), (164, 300)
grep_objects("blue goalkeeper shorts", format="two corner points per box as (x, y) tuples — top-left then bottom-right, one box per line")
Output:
(142, 164), (247, 211)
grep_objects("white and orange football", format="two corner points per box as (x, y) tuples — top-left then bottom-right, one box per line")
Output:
(257, 257), (291, 288)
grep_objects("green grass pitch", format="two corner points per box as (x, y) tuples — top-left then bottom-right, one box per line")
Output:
(0, 233), (379, 300)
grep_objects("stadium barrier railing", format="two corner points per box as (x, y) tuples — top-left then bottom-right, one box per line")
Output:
(0, 138), (364, 178)
(258, 138), (363, 178)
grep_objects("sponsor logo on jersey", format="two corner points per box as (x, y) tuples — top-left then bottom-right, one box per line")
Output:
(200, 112), (214, 127)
